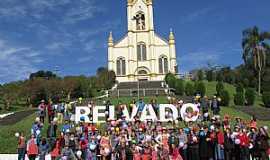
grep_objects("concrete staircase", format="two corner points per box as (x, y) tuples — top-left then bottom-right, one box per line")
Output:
(110, 81), (170, 97)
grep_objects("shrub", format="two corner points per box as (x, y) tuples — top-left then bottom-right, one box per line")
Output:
(175, 79), (185, 96)
(236, 83), (244, 93)
(262, 92), (270, 108)
(185, 82), (194, 96)
(220, 89), (230, 106)
(197, 70), (204, 81)
(245, 88), (256, 106)
(216, 81), (224, 96)
(234, 92), (245, 106)
(165, 73), (176, 88)
(195, 81), (206, 97)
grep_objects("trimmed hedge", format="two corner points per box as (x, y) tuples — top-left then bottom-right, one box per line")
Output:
(245, 88), (256, 106)
(195, 81), (206, 97)
(185, 82), (194, 96)
(175, 80), (185, 96)
(220, 89), (230, 106)
(262, 92), (270, 108)
(234, 92), (245, 106)
(216, 81), (224, 96)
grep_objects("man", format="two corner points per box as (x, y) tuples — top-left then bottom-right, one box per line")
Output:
(17, 132), (26, 160)
(211, 96), (220, 115)
(136, 98), (145, 116)
(38, 100), (46, 123)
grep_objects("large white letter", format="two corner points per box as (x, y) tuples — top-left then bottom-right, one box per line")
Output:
(109, 105), (115, 120)
(140, 104), (157, 121)
(159, 104), (178, 122)
(122, 104), (138, 121)
(93, 106), (106, 123)
(75, 106), (90, 123)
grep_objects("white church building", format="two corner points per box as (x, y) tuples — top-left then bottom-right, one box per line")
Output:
(108, 0), (178, 83)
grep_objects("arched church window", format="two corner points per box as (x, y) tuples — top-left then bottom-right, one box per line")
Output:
(134, 12), (145, 30)
(116, 57), (126, 76)
(137, 42), (146, 61)
(138, 70), (147, 75)
(159, 56), (169, 74)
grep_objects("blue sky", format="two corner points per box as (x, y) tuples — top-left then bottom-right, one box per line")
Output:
(0, 0), (269, 84)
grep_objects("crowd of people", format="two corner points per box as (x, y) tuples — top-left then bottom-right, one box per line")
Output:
(16, 96), (270, 160)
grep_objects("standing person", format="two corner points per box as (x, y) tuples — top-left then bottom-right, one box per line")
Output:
(17, 132), (26, 160)
(50, 138), (61, 160)
(178, 128), (188, 160)
(255, 127), (269, 160)
(216, 127), (225, 160)
(39, 138), (49, 160)
(239, 129), (249, 160)
(26, 134), (39, 160)
(201, 96), (209, 121)
(47, 100), (54, 123)
(47, 120), (57, 149)
(188, 131), (200, 160)
(211, 96), (220, 116)
(100, 131), (111, 160)
(199, 127), (209, 160)
(38, 100), (46, 123)
(224, 128), (234, 160)
(136, 98), (145, 117)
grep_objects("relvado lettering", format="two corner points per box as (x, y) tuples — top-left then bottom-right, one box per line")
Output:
(75, 103), (199, 123)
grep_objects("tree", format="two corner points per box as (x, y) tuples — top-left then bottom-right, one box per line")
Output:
(197, 70), (204, 81)
(234, 84), (245, 106)
(234, 92), (245, 106)
(236, 83), (244, 93)
(220, 90), (230, 106)
(195, 81), (206, 97)
(175, 79), (185, 96)
(165, 73), (176, 88)
(185, 82), (194, 96)
(29, 70), (57, 80)
(0, 82), (21, 110)
(206, 70), (216, 82)
(96, 68), (116, 90)
(262, 92), (270, 108)
(216, 81), (224, 96)
(242, 26), (269, 94)
(245, 88), (256, 106)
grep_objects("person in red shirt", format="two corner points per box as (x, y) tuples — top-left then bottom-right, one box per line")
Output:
(47, 101), (54, 123)
(17, 132), (26, 160)
(216, 127), (225, 160)
(50, 138), (61, 160)
(238, 129), (250, 160)
(26, 134), (39, 160)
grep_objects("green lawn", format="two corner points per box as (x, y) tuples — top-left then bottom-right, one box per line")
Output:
(0, 81), (269, 153)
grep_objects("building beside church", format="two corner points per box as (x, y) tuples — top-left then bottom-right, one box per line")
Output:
(108, 0), (178, 83)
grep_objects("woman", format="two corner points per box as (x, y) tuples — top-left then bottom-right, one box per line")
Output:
(50, 138), (61, 160)
(39, 138), (49, 160)
(26, 134), (39, 160)
(255, 127), (269, 160)
(17, 132), (26, 160)
(100, 131), (111, 160)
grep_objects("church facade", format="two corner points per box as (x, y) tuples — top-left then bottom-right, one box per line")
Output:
(108, 0), (178, 83)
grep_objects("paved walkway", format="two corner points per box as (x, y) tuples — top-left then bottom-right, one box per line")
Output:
(0, 109), (36, 126)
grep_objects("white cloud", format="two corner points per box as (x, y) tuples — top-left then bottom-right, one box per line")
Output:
(77, 56), (93, 63)
(46, 41), (71, 51)
(180, 7), (213, 24)
(179, 51), (221, 70)
(0, 39), (43, 83)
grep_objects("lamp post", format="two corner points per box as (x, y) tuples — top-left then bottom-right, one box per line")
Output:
(132, 16), (140, 100)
